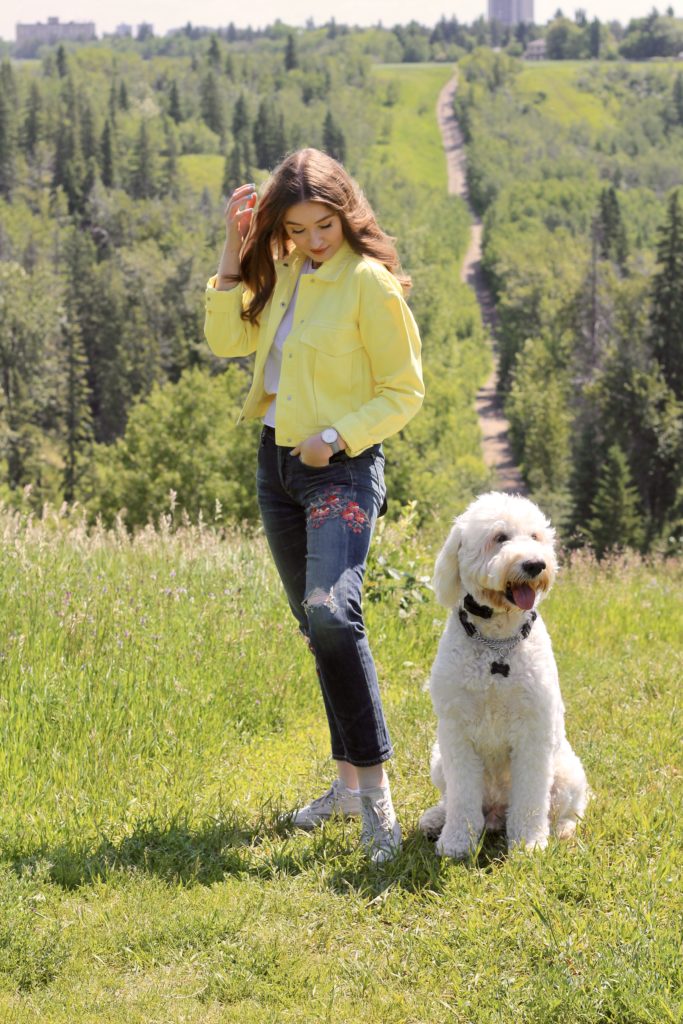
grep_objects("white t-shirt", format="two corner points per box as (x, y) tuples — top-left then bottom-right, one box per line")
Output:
(263, 258), (315, 428)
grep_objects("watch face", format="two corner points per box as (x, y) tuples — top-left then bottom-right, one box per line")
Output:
(322, 428), (338, 444)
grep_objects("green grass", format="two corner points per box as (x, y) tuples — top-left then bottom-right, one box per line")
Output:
(0, 507), (681, 1022)
(369, 63), (455, 190)
(515, 62), (618, 136)
(178, 153), (224, 196)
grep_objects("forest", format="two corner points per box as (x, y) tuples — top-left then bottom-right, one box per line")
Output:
(455, 50), (683, 552)
(0, 24), (682, 551)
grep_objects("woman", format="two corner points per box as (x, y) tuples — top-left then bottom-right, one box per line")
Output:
(204, 148), (423, 862)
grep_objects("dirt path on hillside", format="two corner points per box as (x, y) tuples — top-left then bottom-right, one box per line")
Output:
(436, 75), (527, 495)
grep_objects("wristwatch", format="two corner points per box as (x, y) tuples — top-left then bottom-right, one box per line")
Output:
(321, 427), (343, 455)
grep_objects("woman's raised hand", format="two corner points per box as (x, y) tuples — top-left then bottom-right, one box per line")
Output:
(225, 183), (257, 252)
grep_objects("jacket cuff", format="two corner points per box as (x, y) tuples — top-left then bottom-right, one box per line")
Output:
(332, 416), (371, 458)
(205, 276), (243, 310)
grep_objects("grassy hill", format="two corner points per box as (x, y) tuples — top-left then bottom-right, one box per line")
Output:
(1, 52), (680, 1024)
(0, 506), (681, 1022)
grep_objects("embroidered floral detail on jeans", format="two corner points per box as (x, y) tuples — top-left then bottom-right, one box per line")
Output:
(307, 488), (371, 533)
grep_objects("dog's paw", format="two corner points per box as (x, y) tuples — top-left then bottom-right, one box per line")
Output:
(435, 829), (476, 860)
(554, 817), (577, 840)
(508, 831), (549, 853)
(418, 803), (446, 840)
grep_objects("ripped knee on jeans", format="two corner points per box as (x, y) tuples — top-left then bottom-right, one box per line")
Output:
(302, 586), (337, 614)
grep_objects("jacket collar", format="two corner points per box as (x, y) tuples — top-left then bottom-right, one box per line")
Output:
(282, 240), (356, 282)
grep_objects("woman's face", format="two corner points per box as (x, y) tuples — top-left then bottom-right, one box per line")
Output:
(283, 201), (344, 264)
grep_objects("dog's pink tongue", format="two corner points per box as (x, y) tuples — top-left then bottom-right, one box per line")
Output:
(512, 584), (536, 610)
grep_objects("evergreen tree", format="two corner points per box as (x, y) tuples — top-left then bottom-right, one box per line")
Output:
(586, 445), (645, 556)
(225, 54), (235, 81)
(80, 99), (98, 162)
(597, 186), (628, 269)
(0, 80), (17, 198)
(506, 336), (572, 523)
(108, 80), (118, 124)
(60, 314), (93, 503)
(200, 71), (225, 138)
(168, 79), (182, 123)
(222, 145), (242, 197)
(100, 120), (115, 188)
(162, 121), (180, 198)
(118, 81), (129, 112)
(232, 93), (249, 138)
(222, 137), (255, 195)
(240, 134), (255, 183)
(53, 121), (87, 215)
(650, 189), (683, 399)
(591, 342), (682, 536)
(129, 120), (157, 199)
(253, 98), (287, 168)
(208, 35), (221, 67)
(0, 60), (17, 120)
(284, 33), (299, 71)
(589, 17), (601, 57)
(22, 81), (43, 158)
(322, 110), (347, 162)
(673, 73), (683, 127)
(56, 44), (69, 78)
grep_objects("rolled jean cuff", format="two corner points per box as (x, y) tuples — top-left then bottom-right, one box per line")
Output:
(333, 747), (394, 767)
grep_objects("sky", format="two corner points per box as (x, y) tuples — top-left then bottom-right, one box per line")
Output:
(1, 0), (680, 43)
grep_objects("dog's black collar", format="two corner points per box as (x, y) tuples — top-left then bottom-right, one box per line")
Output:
(463, 593), (494, 619)
(458, 606), (538, 678)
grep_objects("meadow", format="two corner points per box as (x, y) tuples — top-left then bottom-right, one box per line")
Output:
(1, 51), (681, 1023)
(0, 503), (681, 1022)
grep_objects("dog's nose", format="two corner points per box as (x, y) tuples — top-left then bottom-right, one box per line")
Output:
(522, 559), (545, 578)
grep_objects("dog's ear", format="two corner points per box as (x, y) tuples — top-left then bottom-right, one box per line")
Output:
(432, 523), (464, 608)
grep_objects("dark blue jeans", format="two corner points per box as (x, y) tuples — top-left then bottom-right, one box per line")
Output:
(256, 426), (392, 767)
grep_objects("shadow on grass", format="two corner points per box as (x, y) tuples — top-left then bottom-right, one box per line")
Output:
(7, 810), (510, 898)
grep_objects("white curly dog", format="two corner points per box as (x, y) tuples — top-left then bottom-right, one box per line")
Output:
(420, 492), (589, 858)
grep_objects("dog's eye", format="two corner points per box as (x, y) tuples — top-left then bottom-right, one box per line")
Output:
(494, 532), (509, 544)
(531, 533), (539, 541)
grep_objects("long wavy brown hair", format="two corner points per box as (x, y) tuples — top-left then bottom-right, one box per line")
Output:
(236, 148), (410, 324)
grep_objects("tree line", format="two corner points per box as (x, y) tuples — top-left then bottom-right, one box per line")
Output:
(456, 50), (683, 554)
(5, 10), (683, 64)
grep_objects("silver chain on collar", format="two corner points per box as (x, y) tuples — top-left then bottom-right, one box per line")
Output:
(457, 607), (537, 656)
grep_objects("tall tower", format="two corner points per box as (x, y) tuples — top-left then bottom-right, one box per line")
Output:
(488, 0), (534, 26)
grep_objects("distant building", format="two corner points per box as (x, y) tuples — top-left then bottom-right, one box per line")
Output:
(15, 16), (96, 56)
(488, 0), (534, 27)
(115, 24), (133, 37)
(524, 37), (547, 59)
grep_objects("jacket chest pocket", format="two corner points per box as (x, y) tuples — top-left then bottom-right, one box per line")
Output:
(300, 322), (362, 358)
(299, 323), (364, 414)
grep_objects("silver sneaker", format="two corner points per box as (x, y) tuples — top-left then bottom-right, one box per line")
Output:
(286, 778), (361, 831)
(360, 787), (402, 863)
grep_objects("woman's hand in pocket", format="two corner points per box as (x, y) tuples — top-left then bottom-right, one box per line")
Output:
(291, 434), (332, 468)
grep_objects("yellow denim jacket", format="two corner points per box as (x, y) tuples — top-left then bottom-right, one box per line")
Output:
(204, 241), (424, 456)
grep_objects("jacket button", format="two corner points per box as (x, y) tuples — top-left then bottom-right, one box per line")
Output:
(280, 301), (286, 307)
